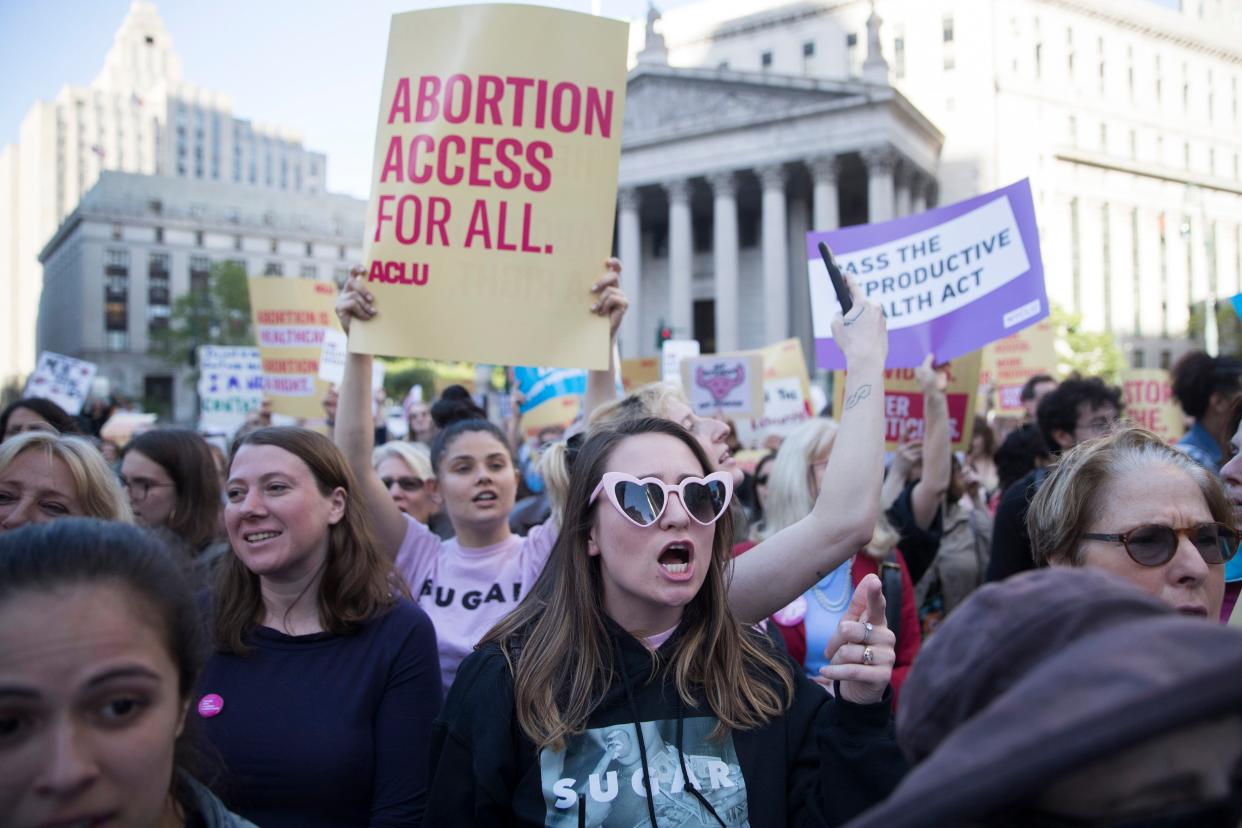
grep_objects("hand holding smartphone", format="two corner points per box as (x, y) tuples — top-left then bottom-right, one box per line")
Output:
(818, 241), (853, 316)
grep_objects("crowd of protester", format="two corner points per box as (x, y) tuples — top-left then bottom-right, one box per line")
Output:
(2, 260), (1241, 828)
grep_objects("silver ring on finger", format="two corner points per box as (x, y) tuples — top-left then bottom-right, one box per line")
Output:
(862, 622), (873, 645)
(862, 646), (875, 666)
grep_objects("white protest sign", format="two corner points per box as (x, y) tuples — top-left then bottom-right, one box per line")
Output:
(680, 354), (764, 418)
(318, 329), (350, 385)
(197, 346), (264, 431)
(661, 339), (700, 383)
(24, 352), (98, 414)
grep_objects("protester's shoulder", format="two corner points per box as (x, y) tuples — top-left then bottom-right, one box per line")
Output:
(377, 596), (436, 636)
(444, 642), (516, 714)
(999, 469), (1042, 509)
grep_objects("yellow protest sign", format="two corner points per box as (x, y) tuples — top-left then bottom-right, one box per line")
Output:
(248, 277), (342, 419)
(620, 357), (661, 392)
(1121, 368), (1185, 443)
(834, 351), (982, 452)
(351, 4), (629, 370)
(979, 318), (1057, 414)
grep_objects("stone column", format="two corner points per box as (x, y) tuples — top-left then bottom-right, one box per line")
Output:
(809, 155), (841, 231)
(759, 164), (789, 344)
(911, 174), (928, 214)
(895, 164), (913, 217)
(709, 172), (740, 352)
(665, 179), (694, 340)
(617, 187), (642, 357)
(862, 146), (898, 223)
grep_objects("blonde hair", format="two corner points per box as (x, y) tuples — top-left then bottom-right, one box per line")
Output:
(371, 440), (433, 480)
(0, 431), (132, 523)
(542, 382), (693, 526)
(1028, 426), (1235, 566)
(758, 417), (897, 558)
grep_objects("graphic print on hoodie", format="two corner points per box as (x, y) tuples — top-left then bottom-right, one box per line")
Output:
(540, 717), (749, 827)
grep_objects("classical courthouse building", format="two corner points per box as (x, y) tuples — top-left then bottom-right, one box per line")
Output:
(0, 2), (332, 389)
(617, 0), (1242, 371)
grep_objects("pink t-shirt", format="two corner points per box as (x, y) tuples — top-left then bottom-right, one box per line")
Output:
(395, 515), (558, 693)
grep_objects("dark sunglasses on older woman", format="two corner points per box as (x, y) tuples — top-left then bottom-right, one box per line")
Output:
(1082, 522), (1240, 567)
(589, 471), (733, 528)
(381, 476), (424, 493)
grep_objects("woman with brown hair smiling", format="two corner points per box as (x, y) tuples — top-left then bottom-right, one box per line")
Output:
(197, 426), (441, 827)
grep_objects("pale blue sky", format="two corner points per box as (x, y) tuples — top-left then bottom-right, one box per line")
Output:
(0, 0), (1185, 199)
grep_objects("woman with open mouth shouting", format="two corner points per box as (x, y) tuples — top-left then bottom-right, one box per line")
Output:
(423, 409), (905, 825)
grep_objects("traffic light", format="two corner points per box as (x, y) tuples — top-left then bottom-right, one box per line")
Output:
(657, 321), (673, 349)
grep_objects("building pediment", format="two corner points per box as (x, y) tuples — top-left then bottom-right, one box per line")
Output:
(623, 65), (881, 146)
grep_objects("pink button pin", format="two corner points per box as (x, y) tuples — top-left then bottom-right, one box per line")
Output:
(197, 693), (224, 718)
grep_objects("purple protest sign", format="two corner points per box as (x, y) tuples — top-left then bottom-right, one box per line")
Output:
(806, 178), (1047, 369)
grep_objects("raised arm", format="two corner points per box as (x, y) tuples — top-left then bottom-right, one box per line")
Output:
(909, 355), (951, 530)
(333, 270), (409, 559)
(728, 276), (888, 624)
(580, 258), (627, 423)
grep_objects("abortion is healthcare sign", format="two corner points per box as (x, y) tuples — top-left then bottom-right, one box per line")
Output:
(807, 179), (1048, 369)
(351, 4), (629, 370)
(247, 277), (343, 419)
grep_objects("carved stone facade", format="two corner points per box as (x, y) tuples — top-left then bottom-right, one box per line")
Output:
(617, 63), (942, 359)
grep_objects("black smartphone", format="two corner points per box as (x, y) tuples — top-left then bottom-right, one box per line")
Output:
(817, 241), (853, 315)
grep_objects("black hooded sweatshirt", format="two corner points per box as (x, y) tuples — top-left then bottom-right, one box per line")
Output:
(425, 619), (906, 827)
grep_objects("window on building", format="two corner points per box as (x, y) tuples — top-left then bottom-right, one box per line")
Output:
(760, 50), (773, 70)
(1066, 27), (1075, 75)
(234, 234), (243, 251)
(334, 267), (351, 288)
(1099, 123), (1108, 152)
(154, 227), (163, 243)
(1132, 350), (1146, 369)
(1034, 42), (1043, 78)
(104, 249), (129, 350)
(338, 245), (347, 260)
(1184, 141), (1191, 169)
(943, 16), (954, 42)
(305, 241), (314, 257)
(1209, 147), (1216, 175)
(1067, 115), (1077, 147)
(1208, 70), (1215, 120)
(300, 264), (317, 280)
(112, 224), (123, 241)
(270, 238), (279, 253)
(1157, 135), (1164, 163)
(195, 230), (204, 247)
(894, 29), (906, 79)
(1155, 55), (1163, 102)
(190, 256), (210, 297)
(1160, 350), (1172, 370)
(802, 41), (814, 58)
(264, 261), (283, 276)
(1129, 129), (1137, 159)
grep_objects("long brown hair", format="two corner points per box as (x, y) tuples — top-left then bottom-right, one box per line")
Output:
(213, 427), (406, 654)
(484, 417), (794, 751)
(124, 428), (222, 550)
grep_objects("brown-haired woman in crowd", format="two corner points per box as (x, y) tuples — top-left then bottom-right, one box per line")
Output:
(0, 431), (131, 531)
(1028, 426), (1237, 619)
(195, 426), (441, 828)
(425, 414), (906, 825)
(0, 518), (255, 828)
(121, 429), (228, 576)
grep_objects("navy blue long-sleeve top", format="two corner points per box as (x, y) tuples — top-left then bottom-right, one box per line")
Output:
(195, 599), (442, 827)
